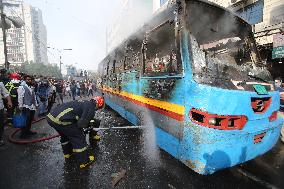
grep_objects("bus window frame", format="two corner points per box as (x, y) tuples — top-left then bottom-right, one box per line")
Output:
(114, 47), (126, 74)
(141, 18), (184, 79)
(123, 37), (143, 73)
(106, 59), (110, 76)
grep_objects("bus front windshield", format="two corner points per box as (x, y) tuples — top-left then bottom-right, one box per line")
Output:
(186, 1), (273, 90)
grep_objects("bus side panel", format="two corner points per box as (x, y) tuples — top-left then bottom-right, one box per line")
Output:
(103, 88), (184, 158)
(179, 120), (282, 175)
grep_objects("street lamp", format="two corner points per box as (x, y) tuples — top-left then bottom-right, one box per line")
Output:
(47, 47), (72, 77)
(0, 0), (25, 70)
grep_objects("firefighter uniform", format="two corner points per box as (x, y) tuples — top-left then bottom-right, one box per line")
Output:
(5, 78), (20, 125)
(46, 99), (101, 168)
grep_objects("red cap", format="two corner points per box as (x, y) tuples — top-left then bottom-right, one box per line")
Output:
(9, 73), (21, 80)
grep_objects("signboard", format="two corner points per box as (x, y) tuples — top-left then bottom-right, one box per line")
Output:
(236, 0), (264, 25)
(272, 33), (284, 59)
(272, 46), (284, 59)
(253, 84), (268, 95)
(273, 33), (284, 48)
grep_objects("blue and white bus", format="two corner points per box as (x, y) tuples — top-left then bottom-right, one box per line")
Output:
(98, 0), (283, 174)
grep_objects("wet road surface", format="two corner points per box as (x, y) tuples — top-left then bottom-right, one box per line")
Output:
(0, 106), (284, 189)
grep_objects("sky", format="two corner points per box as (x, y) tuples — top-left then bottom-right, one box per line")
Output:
(25, 0), (122, 72)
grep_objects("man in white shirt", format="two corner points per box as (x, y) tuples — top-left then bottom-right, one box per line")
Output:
(0, 81), (12, 146)
(17, 75), (38, 138)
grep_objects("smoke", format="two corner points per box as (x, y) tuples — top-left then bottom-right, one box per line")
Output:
(107, 0), (153, 53)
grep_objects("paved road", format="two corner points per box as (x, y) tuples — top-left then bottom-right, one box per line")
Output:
(0, 106), (283, 189)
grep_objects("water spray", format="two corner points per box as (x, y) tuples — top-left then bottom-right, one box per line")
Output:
(83, 125), (144, 133)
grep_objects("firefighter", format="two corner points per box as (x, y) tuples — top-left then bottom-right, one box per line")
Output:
(46, 96), (104, 169)
(5, 73), (21, 126)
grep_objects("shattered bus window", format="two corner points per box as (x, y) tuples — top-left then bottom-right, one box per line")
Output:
(187, 1), (273, 90)
(144, 20), (180, 77)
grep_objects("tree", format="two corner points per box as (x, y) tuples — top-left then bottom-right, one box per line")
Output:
(18, 61), (62, 78)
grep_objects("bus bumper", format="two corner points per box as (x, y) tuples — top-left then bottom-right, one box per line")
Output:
(180, 118), (283, 175)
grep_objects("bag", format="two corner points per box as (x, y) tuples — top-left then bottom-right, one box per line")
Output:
(12, 112), (27, 128)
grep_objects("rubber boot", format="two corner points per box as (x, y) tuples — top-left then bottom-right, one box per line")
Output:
(74, 150), (95, 169)
(90, 131), (100, 141)
(79, 155), (95, 169)
(89, 131), (101, 147)
(62, 141), (73, 159)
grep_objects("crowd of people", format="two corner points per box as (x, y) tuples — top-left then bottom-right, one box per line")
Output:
(0, 68), (96, 146)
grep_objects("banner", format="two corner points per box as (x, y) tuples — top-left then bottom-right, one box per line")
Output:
(236, 0), (264, 25)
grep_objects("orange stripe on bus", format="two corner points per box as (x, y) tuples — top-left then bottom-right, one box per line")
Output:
(102, 86), (185, 121)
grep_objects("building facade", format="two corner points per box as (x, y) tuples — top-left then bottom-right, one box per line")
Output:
(106, 0), (153, 53)
(0, 0), (48, 66)
(208, 0), (284, 45)
(1, 0), (26, 65)
(31, 7), (48, 64)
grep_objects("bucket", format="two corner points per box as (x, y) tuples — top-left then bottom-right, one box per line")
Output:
(12, 113), (27, 128)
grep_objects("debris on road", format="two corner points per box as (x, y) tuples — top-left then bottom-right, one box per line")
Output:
(168, 183), (176, 189)
(111, 169), (126, 187)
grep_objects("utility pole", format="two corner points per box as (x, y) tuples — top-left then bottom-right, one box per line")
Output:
(59, 55), (62, 77)
(0, 0), (8, 70)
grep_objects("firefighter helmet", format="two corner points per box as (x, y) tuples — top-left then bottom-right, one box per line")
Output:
(9, 73), (21, 80)
(91, 96), (104, 109)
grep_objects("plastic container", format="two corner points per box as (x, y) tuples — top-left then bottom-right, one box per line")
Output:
(12, 113), (27, 128)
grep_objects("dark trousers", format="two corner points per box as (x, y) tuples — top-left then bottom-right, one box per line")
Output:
(46, 118), (89, 164)
(0, 109), (5, 140)
(21, 108), (35, 134)
(47, 97), (54, 113)
(87, 89), (93, 97)
(57, 93), (64, 104)
(6, 107), (14, 124)
(71, 90), (76, 100)
(6, 98), (18, 124)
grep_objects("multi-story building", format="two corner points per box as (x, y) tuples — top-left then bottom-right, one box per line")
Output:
(106, 0), (153, 53)
(0, 0), (48, 66)
(208, 0), (284, 45)
(31, 7), (48, 64)
(1, 0), (26, 65)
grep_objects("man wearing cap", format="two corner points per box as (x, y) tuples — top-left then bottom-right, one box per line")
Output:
(5, 73), (21, 126)
(46, 96), (105, 169)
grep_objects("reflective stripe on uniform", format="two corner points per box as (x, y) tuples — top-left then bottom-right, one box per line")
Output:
(5, 82), (17, 97)
(47, 108), (74, 126)
(61, 141), (69, 146)
(72, 147), (87, 153)
(57, 108), (74, 119)
(64, 154), (72, 159)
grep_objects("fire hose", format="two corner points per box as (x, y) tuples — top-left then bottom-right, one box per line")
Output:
(9, 117), (144, 145)
(8, 117), (60, 145)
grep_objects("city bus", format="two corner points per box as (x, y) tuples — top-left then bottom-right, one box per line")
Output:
(97, 0), (283, 174)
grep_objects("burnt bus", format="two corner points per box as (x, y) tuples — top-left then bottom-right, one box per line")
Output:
(98, 0), (283, 174)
